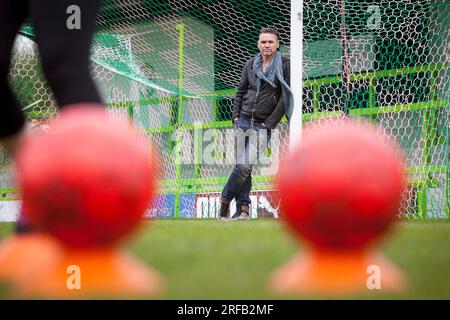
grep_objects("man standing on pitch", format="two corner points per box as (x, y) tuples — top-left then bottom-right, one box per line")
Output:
(219, 28), (292, 221)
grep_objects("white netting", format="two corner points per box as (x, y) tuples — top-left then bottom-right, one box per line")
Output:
(1, 0), (448, 220)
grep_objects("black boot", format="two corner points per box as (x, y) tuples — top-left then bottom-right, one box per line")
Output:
(218, 197), (230, 220)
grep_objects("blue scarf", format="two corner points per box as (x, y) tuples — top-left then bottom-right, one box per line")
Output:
(252, 51), (293, 121)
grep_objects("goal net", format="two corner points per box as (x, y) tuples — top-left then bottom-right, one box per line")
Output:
(1, 0), (448, 220)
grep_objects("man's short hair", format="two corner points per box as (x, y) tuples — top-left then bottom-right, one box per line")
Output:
(259, 27), (279, 40)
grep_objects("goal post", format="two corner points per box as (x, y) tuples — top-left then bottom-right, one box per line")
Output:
(289, 0), (303, 151)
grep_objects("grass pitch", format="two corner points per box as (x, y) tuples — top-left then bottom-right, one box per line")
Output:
(0, 219), (449, 299)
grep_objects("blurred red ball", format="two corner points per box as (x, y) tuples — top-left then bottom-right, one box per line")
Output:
(278, 119), (406, 250)
(17, 106), (158, 248)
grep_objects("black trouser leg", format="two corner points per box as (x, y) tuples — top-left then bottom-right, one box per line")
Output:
(0, 0), (28, 138)
(30, 0), (102, 107)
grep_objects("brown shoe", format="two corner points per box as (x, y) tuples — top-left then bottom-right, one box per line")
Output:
(218, 197), (230, 220)
(236, 212), (250, 220)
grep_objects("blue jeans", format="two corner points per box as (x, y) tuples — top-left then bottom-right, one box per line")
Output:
(221, 115), (271, 205)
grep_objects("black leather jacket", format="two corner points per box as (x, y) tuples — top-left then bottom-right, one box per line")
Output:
(232, 55), (290, 129)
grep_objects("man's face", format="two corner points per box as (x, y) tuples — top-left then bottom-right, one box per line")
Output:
(258, 33), (279, 59)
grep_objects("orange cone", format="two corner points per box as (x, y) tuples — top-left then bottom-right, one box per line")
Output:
(269, 248), (407, 295)
(272, 120), (410, 296)
(8, 106), (164, 298)
(0, 234), (63, 285)
(14, 246), (165, 298)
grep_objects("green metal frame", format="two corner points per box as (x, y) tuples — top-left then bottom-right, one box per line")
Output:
(174, 23), (186, 218)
